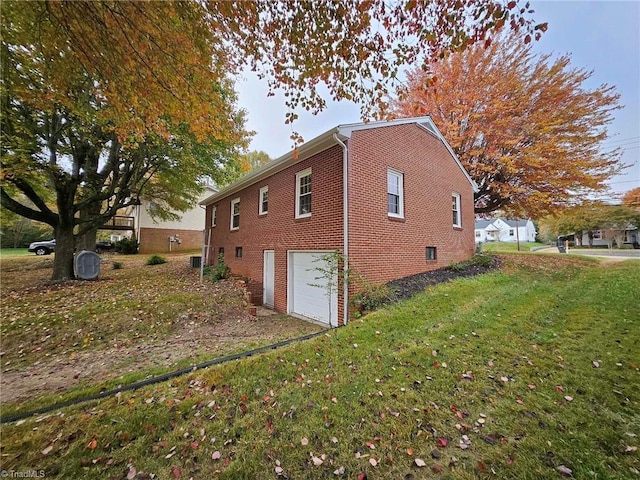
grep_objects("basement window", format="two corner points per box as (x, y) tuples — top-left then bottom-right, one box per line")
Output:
(426, 246), (437, 261)
(235, 246), (243, 258)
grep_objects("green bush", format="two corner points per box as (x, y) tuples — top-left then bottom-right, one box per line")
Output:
(146, 254), (167, 265)
(206, 253), (230, 282)
(114, 237), (138, 254)
(450, 254), (494, 271)
(351, 281), (395, 315)
(112, 261), (123, 270)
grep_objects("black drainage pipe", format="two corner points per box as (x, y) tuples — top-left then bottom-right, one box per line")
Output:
(1, 329), (331, 424)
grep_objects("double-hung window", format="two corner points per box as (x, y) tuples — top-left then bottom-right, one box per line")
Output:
(452, 193), (461, 227)
(259, 186), (268, 215)
(230, 198), (240, 230)
(387, 169), (404, 218)
(295, 168), (312, 218)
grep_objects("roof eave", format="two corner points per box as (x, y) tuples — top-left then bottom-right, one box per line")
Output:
(200, 127), (342, 206)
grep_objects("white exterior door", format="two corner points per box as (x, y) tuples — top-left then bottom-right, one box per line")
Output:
(263, 250), (275, 308)
(288, 251), (338, 326)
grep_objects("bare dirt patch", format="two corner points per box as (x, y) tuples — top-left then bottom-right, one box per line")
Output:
(1, 254), (321, 405)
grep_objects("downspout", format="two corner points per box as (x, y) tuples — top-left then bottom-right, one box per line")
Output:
(333, 133), (349, 326)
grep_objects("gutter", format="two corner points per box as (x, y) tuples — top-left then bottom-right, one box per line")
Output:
(333, 133), (349, 326)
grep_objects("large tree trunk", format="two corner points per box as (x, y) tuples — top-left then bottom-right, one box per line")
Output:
(76, 202), (101, 251)
(76, 229), (97, 252)
(52, 223), (76, 280)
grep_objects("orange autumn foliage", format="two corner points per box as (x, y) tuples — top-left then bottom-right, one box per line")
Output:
(9, 0), (545, 144)
(622, 188), (640, 209)
(390, 30), (623, 217)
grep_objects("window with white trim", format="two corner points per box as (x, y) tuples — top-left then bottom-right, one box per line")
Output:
(295, 168), (312, 218)
(211, 206), (217, 227)
(230, 198), (240, 230)
(452, 193), (461, 227)
(387, 169), (404, 218)
(259, 186), (268, 215)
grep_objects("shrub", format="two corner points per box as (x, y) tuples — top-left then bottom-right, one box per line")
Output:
(450, 254), (494, 271)
(146, 254), (167, 265)
(112, 261), (123, 270)
(114, 237), (138, 254)
(351, 281), (395, 315)
(207, 253), (230, 282)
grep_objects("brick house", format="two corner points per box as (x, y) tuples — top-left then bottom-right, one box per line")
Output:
(201, 117), (477, 327)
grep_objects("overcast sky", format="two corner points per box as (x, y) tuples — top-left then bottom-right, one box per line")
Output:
(235, 0), (640, 201)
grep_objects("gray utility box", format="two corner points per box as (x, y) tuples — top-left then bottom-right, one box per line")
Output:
(75, 250), (101, 280)
(190, 256), (202, 268)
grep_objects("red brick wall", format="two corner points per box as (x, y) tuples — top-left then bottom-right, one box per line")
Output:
(204, 123), (475, 325)
(205, 145), (344, 317)
(138, 228), (203, 254)
(347, 124), (475, 286)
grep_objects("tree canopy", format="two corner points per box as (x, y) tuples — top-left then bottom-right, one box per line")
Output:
(1, 0), (543, 280)
(390, 30), (622, 217)
(239, 151), (273, 172)
(622, 187), (640, 209)
(539, 201), (640, 247)
(1, 1), (249, 278)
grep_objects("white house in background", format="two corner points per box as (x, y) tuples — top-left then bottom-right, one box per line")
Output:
(133, 185), (216, 254)
(475, 218), (536, 243)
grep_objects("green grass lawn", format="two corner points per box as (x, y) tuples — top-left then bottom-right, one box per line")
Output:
(0, 248), (30, 257)
(1, 255), (638, 479)
(481, 241), (547, 253)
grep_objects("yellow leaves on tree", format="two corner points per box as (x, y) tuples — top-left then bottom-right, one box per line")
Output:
(10, 1), (243, 146)
(390, 30), (623, 218)
(18, 0), (544, 138)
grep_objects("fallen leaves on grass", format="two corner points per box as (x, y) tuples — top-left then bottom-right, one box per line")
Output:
(126, 465), (137, 480)
(556, 465), (573, 476)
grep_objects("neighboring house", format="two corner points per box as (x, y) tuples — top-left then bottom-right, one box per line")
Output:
(133, 186), (216, 254)
(475, 218), (536, 243)
(201, 116), (477, 327)
(577, 228), (639, 248)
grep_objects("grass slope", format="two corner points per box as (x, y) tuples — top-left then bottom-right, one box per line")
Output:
(1, 255), (638, 479)
(480, 242), (546, 253)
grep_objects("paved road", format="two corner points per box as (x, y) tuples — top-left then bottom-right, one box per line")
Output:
(537, 246), (640, 259)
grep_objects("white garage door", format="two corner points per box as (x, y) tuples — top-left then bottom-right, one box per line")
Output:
(289, 251), (338, 327)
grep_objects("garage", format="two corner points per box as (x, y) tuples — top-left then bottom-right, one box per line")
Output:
(288, 251), (338, 327)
